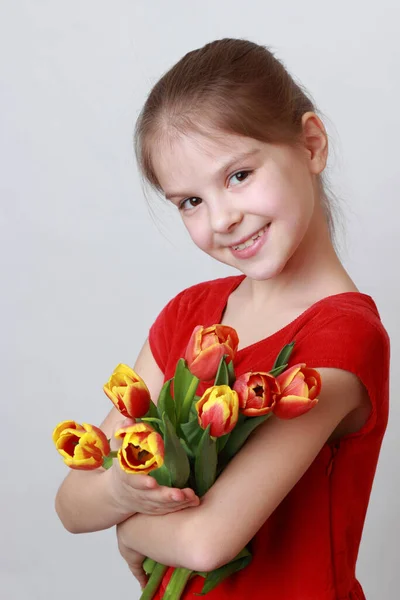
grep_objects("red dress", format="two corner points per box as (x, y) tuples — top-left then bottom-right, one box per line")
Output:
(148, 274), (390, 600)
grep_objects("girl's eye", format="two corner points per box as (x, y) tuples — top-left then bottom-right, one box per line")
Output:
(229, 170), (252, 186)
(179, 197), (202, 211)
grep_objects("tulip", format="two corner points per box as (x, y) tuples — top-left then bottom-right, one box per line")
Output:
(274, 363), (321, 419)
(52, 420), (110, 470)
(115, 422), (164, 474)
(103, 363), (151, 418)
(185, 324), (239, 381)
(233, 372), (280, 416)
(195, 385), (239, 437)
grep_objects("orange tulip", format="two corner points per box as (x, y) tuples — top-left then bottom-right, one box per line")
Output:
(52, 420), (110, 470)
(195, 385), (239, 437)
(274, 363), (321, 419)
(185, 324), (239, 381)
(115, 422), (164, 474)
(103, 363), (151, 418)
(233, 372), (280, 416)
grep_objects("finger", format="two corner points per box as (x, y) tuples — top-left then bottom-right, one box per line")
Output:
(123, 473), (159, 491)
(154, 487), (198, 505)
(143, 497), (200, 515)
(181, 488), (199, 501)
(129, 566), (148, 589)
(168, 489), (186, 502)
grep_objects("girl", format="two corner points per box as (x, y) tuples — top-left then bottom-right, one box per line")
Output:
(55, 39), (390, 599)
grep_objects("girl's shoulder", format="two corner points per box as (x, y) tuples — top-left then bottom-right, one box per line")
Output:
(298, 290), (389, 345)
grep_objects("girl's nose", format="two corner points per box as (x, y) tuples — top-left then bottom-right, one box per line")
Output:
(209, 201), (244, 234)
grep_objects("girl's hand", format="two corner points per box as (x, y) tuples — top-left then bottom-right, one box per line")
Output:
(116, 522), (148, 589)
(108, 418), (200, 517)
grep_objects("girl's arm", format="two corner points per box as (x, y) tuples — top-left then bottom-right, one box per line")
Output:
(116, 367), (369, 572)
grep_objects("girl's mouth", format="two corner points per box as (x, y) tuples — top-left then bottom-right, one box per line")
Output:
(230, 224), (270, 259)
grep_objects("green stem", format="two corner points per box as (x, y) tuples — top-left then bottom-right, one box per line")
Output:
(140, 562), (168, 600)
(102, 450), (118, 469)
(179, 377), (199, 423)
(143, 557), (157, 575)
(161, 567), (193, 600)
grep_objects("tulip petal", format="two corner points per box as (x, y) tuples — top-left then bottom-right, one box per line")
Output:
(82, 423), (111, 456)
(196, 385), (239, 437)
(53, 420), (110, 470)
(273, 395), (318, 420)
(52, 420), (84, 444)
(190, 344), (226, 381)
(185, 324), (239, 381)
(276, 364), (305, 391)
(233, 372), (279, 416)
(115, 422), (164, 474)
(103, 364), (151, 418)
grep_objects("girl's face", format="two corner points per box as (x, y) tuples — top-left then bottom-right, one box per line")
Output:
(153, 130), (318, 281)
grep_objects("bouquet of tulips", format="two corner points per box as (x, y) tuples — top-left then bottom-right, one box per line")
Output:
(53, 324), (321, 599)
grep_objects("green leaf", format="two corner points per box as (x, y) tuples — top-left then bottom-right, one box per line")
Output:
(218, 414), (272, 469)
(179, 437), (195, 459)
(174, 359), (198, 422)
(180, 417), (204, 451)
(268, 364), (288, 378)
(146, 399), (159, 419)
(195, 424), (217, 497)
(216, 432), (230, 454)
(157, 379), (176, 428)
(163, 412), (190, 488)
(149, 463), (172, 487)
(140, 417), (163, 425)
(272, 341), (295, 370)
(196, 548), (252, 596)
(179, 377), (200, 424)
(190, 399), (199, 419)
(213, 355), (229, 386)
(227, 359), (236, 387)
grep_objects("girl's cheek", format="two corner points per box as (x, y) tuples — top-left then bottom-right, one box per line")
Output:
(183, 222), (208, 249)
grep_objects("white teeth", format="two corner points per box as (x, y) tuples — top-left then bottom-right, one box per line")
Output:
(232, 227), (266, 251)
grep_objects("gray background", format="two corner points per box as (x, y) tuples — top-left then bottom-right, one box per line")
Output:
(1, 1), (398, 598)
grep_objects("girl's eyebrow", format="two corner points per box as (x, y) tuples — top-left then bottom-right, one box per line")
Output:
(165, 148), (261, 200)
(220, 148), (261, 175)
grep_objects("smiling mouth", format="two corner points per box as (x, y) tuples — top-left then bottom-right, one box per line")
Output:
(231, 225), (270, 251)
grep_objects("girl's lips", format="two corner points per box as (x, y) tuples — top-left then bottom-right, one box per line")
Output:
(230, 224), (270, 259)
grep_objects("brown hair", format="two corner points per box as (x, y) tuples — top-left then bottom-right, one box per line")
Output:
(134, 38), (341, 247)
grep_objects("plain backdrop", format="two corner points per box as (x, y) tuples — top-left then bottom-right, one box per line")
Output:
(1, 1), (398, 598)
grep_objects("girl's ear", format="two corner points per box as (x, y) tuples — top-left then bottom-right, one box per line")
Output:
(301, 112), (328, 175)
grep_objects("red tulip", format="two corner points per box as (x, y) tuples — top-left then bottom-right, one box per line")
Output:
(233, 371), (280, 416)
(103, 363), (151, 418)
(195, 385), (239, 437)
(185, 324), (239, 381)
(274, 363), (321, 419)
(114, 422), (164, 474)
(53, 421), (110, 470)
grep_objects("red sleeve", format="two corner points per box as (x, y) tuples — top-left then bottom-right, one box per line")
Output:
(292, 308), (390, 436)
(148, 289), (187, 374)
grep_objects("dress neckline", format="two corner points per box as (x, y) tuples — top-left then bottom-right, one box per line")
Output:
(214, 274), (377, 355)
